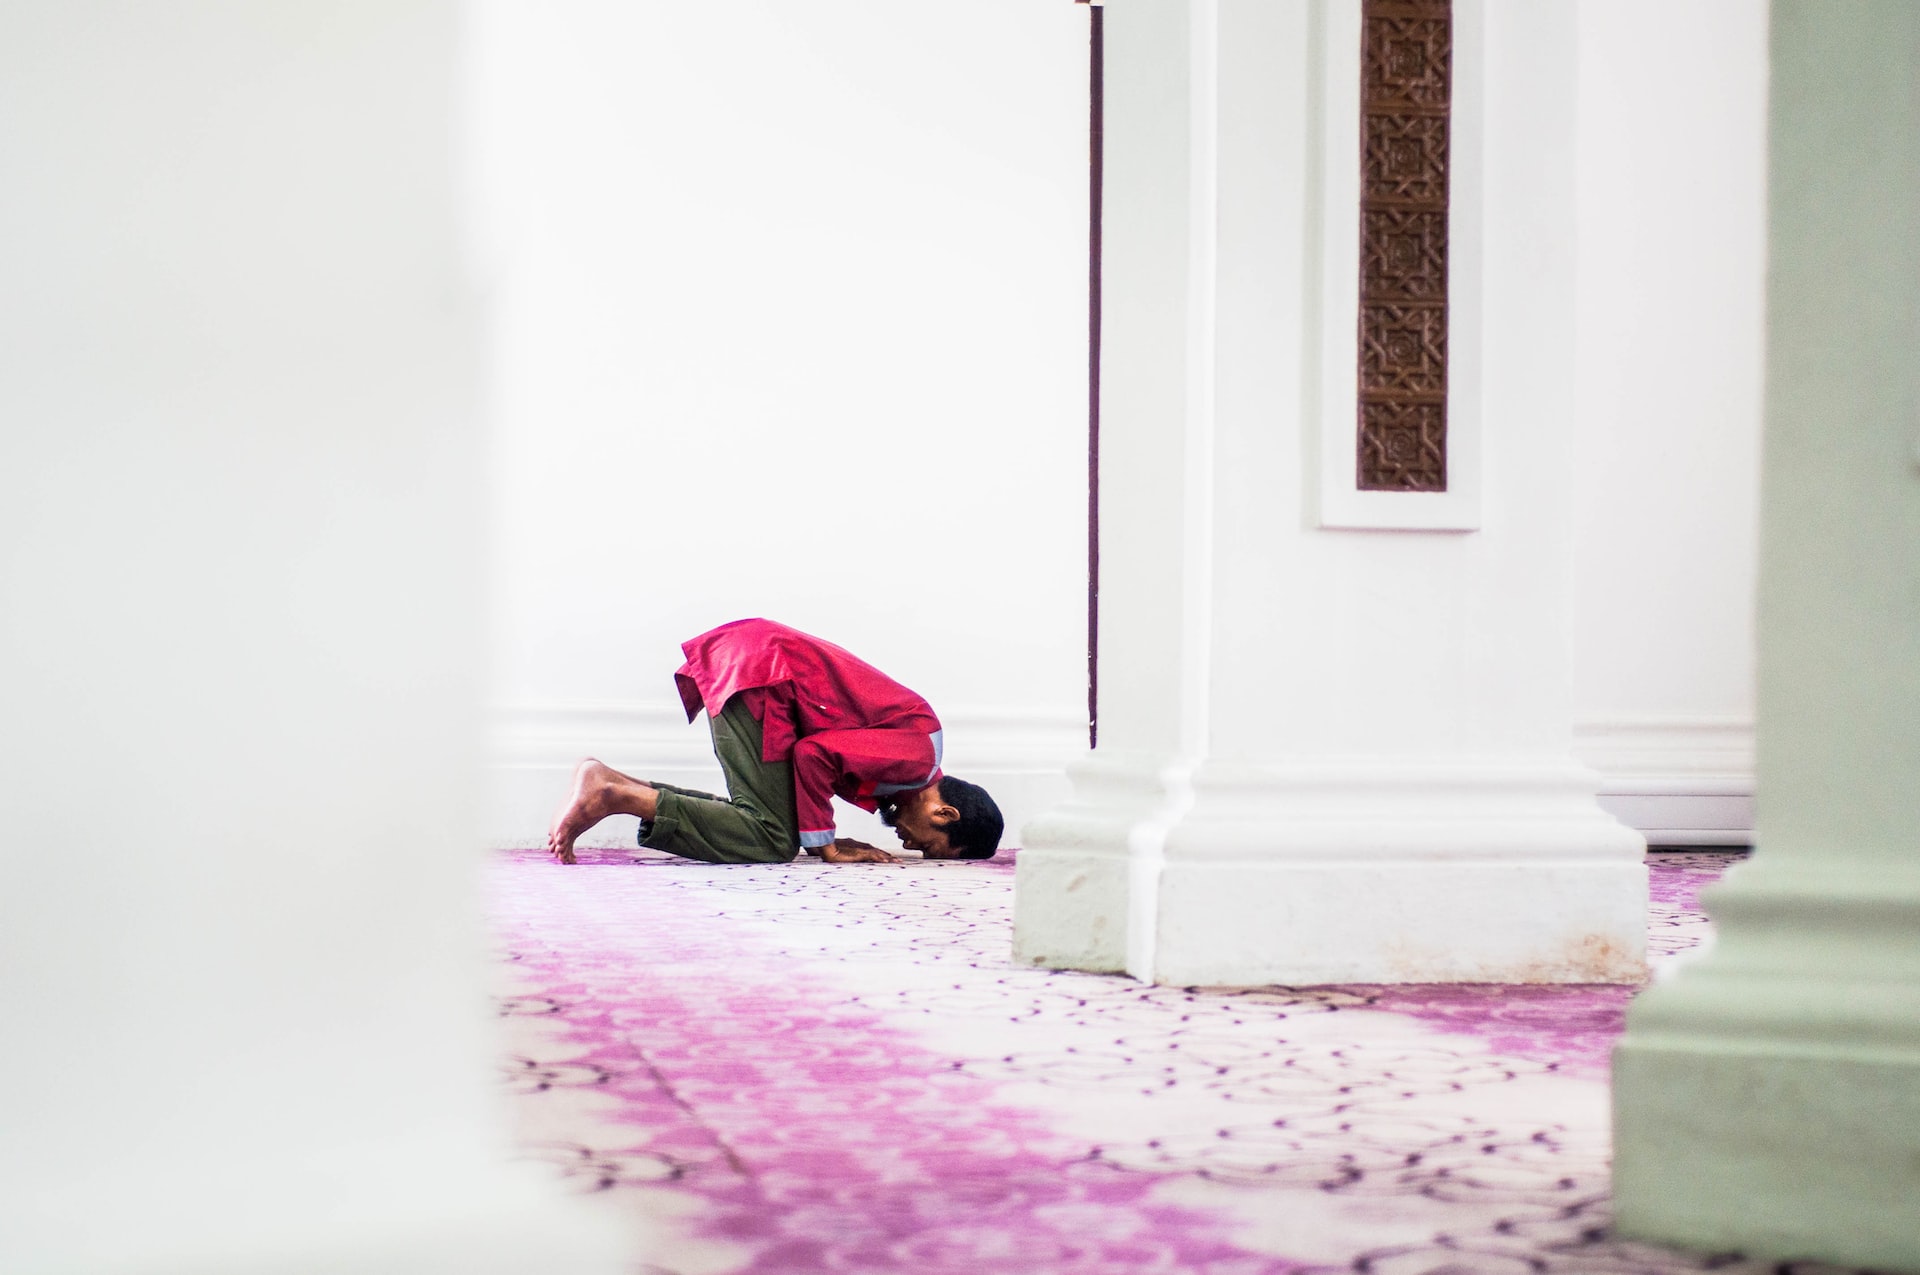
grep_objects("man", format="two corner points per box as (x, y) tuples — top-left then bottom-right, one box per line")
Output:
(545, 618), (1004, 865)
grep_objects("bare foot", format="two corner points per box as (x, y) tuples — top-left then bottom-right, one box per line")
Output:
(545, 757), (646, 864)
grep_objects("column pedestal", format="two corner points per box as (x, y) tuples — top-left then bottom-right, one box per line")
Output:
(1614, 864), (1920, 1267)
(1019, 753), (1643, 985)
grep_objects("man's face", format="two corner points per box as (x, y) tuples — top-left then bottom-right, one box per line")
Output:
(880, 794), (964, 859)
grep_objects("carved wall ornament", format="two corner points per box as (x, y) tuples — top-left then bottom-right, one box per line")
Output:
(1358, 0), (1451, 492)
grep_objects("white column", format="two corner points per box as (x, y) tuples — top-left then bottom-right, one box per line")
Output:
(0, 7), (627, 1272)
(1612, 5), (1920, 1269)
(1015, 0), (1646, 985)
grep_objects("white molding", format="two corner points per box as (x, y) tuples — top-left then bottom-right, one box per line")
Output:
(1572, 714), (1756, 784)
(1166, 753), (1646, 862)
(1573, 715), (1756, 845)
(1313, 0), (1484, 532)
(491, 701), (697, 768)
(489, 698), (1087, 768)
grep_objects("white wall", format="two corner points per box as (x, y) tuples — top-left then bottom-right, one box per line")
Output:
(471, 0), (1091, 847)
(1569, 0), (1770, 843)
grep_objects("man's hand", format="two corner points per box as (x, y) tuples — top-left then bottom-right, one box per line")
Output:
(819, 837), (899, 864)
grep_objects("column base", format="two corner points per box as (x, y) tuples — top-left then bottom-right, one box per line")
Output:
(1153, 854), (1645, 985)
(1014, 754), (1648, 986)
(1013, 749), (1189, 975)
(1612, 862), (1920, 1271)
(1614, 1040), (1920, 1271)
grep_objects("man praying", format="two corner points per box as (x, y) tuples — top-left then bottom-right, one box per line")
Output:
(546, 618), (1004, 865)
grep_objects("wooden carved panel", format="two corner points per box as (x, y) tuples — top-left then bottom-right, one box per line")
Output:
(1358, 0), (1451, 492)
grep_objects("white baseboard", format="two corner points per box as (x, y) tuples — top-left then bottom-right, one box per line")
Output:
(486, 699), (1084, 851)
(1574, 715), (1755, 846)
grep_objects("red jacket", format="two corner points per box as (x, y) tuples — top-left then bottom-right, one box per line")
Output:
(674, 618), (943, 849)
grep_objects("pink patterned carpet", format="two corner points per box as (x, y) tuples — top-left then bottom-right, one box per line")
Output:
(487, 848), (1861, 1275)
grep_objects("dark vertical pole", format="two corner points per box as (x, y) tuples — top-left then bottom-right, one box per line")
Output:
(1087, 3), (1104, 750)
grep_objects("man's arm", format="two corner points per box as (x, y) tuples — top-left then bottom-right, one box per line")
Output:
(789, 734), (847, 855)
(789, 729), (933, 862)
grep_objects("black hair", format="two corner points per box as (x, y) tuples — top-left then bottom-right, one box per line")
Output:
(937, 774), (1003, 860)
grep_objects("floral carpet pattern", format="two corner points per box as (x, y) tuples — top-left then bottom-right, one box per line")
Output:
(487, 848), (1861, 1275)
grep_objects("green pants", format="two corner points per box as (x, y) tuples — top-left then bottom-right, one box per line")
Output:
(640, 695), (800, 864)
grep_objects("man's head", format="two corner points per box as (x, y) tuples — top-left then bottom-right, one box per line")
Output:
(879, 776), (1004, 860)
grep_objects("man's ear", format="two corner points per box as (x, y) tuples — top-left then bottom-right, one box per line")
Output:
(931, 802), (961, 827)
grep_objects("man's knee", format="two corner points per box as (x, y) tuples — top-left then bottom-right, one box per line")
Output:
(748, 819), (799, 864)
